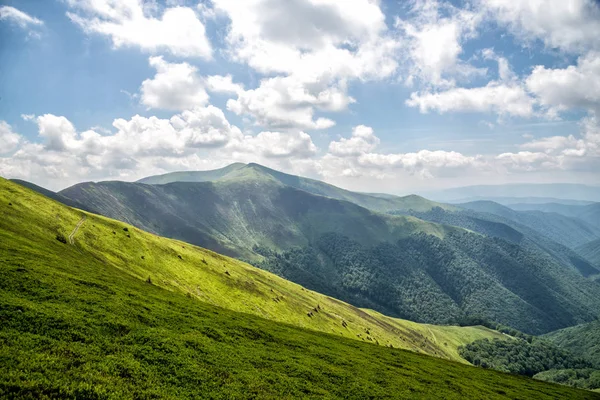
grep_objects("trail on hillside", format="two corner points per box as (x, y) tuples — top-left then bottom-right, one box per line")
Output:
(69, 215), (86, 244)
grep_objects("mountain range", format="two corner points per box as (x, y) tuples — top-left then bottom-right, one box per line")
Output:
(2, 176), (596, 398)
(43, 163), (600, 335)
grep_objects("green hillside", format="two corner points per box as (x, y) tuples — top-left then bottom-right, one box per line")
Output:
(0, 177), (504, 362)
(4, 179), (596, 399)
(577, 239), (600, 267)
(397, 206), (600, 278)
(545, 320), (600, 368)
(137, 163), (456, 212)
(56, 169), (600, 334)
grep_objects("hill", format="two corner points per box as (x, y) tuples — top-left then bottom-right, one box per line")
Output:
(458, 201), (600, 250)
(508, 202), (600, 228)
(0, 177), (503, 362)
(545, 320), (600, 368)
(577, 239), (600, 268)
(55, 168), (600, 335)
(1, 179), (596, 399)
(138, 163), (456, 213)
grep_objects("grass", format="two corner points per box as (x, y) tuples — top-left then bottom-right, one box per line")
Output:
(2, 177), (497, 362)
(1, 177), (599, 398)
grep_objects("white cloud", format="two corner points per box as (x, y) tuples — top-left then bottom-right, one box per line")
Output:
(480, 0), (600, 53)
(328, 125), (380, 157)
(228, 131), (318, 159)
(227, 75), (341, 130)
(141, 56), (209, 111)
(406, 82), (535, 117)
(0, 121), (22, 154)
(0, 6), (43, 28)
(496, 151), (559, 171)
(395, 0), (485, 87)
(66, 0), (212, 58)
(213, 0), (399, 130)
(526, 52), (600, 114)
(205, 75), (244, 95)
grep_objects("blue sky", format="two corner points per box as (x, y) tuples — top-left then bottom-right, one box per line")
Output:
(1, 0), (599, 193)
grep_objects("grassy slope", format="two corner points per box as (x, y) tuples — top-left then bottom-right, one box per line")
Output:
(136, 163), (457, 212)
(2, 180), (594, 398)
(0, 177), (501, 363)
(544, 320), (600, 367)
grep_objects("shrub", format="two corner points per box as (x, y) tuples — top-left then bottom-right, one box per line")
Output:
(56, 233), (67, 244)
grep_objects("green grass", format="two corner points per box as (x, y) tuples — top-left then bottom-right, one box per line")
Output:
(1, 177), (498, 363)
(1, 180), (598, 399)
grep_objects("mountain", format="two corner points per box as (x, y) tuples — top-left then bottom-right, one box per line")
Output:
(56, 164), (600, 334)
(458, 201), (600, 250)
(508, 202), (600, 228)
(426, 184), (600, 203)
(576, 239), (600, 268)
(138, 163), (456, 213)
(3, 177), (501, 361)
(6, 179), (590, 399)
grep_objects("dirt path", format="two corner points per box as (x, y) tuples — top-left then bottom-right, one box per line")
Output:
(69, 215), (86, 244)
(428, 327), (438, 345)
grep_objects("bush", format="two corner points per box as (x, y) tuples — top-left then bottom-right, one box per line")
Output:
(56, 233), (67, 244)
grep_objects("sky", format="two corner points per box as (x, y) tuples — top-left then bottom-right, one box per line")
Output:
(0, 0), (599, 194)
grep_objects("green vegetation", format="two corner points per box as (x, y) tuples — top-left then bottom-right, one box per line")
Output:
(253, 231), (600, 334)
(459, 337), (600, 391)
(54, 167), (600, 335)
(544, 320), (600, 367)
(3, 178), (597, 398)
(0, 177), (503, 362)
(398, 206), (600, 278)
(535, 369), (600, 391)
(459, 338), (590, 376)
(577, 239), (600, 267)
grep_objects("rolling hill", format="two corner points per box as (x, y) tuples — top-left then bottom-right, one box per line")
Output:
(508, 202), (600, 229)
(54, 165), (600, 335)
(458, 201), (600, 250)
(1, 178), (596, 399)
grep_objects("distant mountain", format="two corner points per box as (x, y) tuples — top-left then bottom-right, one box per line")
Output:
(394, 206), (600, 279)
(425, 184), (600, 203)
(138, 163), (456, 213)
(451, 197), (595, 206)
(508, 202), (600, 226)
(57, 164), (600, 334)
(458, 201), (600, 250)
(576, 239), (600, 268)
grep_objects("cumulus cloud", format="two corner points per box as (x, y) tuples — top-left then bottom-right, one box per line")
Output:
(66, 0), (212, 58)
(140, 57), (245, 111)
(0, 121), (22, 154)
(328, 125), (380, 157)
(480, 0), (600, 53)
(228, 131), (318, 159)
(396, 0), (485, 87)
(227, 75), (343, 130)
(213, 0), (399, 130)
(526, 52), (600, 114)
(406, 82), (534, 117)
(141, 56), (209, 111)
